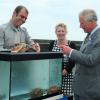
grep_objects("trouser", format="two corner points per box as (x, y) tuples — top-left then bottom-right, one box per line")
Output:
(74, 94), (100, 100)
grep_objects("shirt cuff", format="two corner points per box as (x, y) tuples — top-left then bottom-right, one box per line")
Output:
(69, 49), (73, 58)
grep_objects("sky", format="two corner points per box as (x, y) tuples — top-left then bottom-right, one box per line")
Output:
(0, 0), (100, 41)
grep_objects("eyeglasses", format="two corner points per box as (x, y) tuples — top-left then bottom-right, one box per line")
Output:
(19, 15), (27, 20)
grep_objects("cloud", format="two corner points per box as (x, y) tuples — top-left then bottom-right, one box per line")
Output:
(28, 0), (48, 8)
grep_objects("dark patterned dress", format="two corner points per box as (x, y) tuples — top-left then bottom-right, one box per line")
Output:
(49, 40), (76, 96)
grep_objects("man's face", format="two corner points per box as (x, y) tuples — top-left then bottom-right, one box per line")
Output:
(79, 16), (92, 33)
(13, 8), (28, 27)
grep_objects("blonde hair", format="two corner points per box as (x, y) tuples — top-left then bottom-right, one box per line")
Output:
(55, 23), (67, 33)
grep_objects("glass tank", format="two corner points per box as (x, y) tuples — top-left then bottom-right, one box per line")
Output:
(0, 61), (10, 100)
(0, 52), (62, 100)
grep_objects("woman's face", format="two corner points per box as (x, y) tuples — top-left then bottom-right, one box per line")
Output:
(56, 26), (67, 40)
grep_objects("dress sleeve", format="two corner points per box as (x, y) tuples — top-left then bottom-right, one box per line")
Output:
(69, 41), (77, 49)
(65, 41), (76, 73)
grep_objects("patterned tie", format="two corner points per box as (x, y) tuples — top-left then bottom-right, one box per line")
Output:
(84, 33), (90, 44)
(80, 33), (90, 51)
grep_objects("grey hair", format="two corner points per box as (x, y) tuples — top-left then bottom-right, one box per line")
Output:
(79, 9), (97, 22)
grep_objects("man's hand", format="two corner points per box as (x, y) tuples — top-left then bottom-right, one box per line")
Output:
(32, 43), (40, 52)
(58, 45), (72, 54)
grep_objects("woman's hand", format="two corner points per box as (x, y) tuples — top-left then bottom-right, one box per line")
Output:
(62, 69), (68, 76)
(58, 45), (72, 54)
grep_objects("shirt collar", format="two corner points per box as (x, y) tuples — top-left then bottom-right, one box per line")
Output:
(90, 25), (99, 35)
(9, 21), (20, 32)
(89, 25), (99, 41)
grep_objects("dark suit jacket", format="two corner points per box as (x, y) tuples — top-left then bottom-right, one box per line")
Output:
(71, 28), (100, 98)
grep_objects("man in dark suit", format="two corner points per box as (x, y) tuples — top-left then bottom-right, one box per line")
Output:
(59, 9), (100, 100)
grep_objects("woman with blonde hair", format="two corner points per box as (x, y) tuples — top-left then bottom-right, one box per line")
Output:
(49, 23), (76, 97)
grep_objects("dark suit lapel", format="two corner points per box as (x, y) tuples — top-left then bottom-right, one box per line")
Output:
(80, 28), (100, 52)
(80, 43), (87, 52)
(80, 34), (90, 52)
